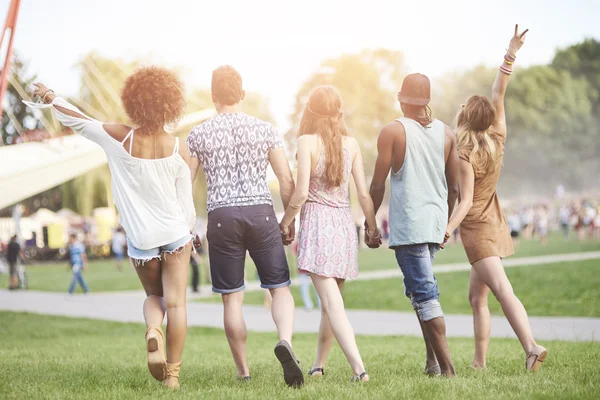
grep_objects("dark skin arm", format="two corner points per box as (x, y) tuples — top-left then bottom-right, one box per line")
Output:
(444, 125), (460, 222)
(369, 122), (405, 216)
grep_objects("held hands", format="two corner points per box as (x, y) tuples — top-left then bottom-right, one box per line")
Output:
(507, 24), (529, 58)
(279, 219), (295, 245)
(364, 220), (382, 249)
(440, 231), (451, 249)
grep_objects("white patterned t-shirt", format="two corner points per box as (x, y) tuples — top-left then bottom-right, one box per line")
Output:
(187, 113), (283, 212)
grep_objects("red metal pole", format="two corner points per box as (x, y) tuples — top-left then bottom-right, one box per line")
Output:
(0, 0), (22, 143)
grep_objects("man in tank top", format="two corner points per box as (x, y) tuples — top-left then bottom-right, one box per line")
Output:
(368, 74), (460, 377)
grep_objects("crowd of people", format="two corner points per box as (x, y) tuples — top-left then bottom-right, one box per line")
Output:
(18, 24), (553, 390)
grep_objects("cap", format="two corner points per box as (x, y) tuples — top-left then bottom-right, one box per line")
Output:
(398, 73), (431, 106)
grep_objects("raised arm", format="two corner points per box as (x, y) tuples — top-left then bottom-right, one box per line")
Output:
(369, 123), (396, 216)
(279, 135), (312, 232)
(28, 83), (121, 149)
(492, 24), (528, 131)
(351, 138), (379, 237)
(445, 158), (475, 239)
(444, 125), (460, 220)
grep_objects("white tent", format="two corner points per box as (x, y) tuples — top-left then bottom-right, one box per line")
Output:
(0, 108), (216, 210)
(0, 134), (107, 210)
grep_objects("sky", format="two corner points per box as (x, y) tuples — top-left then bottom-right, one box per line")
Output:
(3, 0), (600, 132)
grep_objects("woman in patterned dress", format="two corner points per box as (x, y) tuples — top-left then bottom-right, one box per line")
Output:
(279, 86), (380, 382)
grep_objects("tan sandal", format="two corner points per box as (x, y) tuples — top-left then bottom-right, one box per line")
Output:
(526, 345), (548, 372)
(163, 361), (181, 390)
(145, 326), (166, 381)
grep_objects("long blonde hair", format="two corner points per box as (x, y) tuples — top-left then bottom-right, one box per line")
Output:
(297, 86), (348, 188)
(456, 95), (499, 177)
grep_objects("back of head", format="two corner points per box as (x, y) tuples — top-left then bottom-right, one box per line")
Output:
(211, 65), (243, 106)
(398, 73), (432, 127)
(456, 95), (498, 176)
(121, 66), (185, 135)
(297, 86), (347, 188)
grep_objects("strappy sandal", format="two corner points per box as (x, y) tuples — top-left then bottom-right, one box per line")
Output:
(145, 326), (166, 381)
(424, 364), (441, 376)
(236, 375), (252, 383)
(308, 367), (324, 376)
(163, 361), (181, 390)
(274, 340), (304, 387)
(526, 345), (548, 372)
(351, 372), (369, 383)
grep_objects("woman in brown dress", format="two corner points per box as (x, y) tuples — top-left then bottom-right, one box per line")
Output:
(445, 25), (548, 372)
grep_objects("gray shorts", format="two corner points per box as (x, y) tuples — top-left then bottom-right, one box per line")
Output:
(207, 204), (291, 294)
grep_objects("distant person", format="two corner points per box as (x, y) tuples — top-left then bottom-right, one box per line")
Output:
(369, 72), (460, 377)
(280, 86), (380, 382)
(382, 218), (390, 241)
(559, 205), (571, 239)
(67, 233), (89, 295)
(187, 66), (301, 386)
(535, 206), (549, 245)
(293, 241), (320, 312)
(507, 209), (522, 246)
(7, 235), (22, 290)
(521, 206), (535, 240)
(112, 227), (127, 271)
(31, 69), (196, 390)
(445, 25), (548, 372)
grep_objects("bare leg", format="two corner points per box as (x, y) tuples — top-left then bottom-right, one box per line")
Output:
(161, 244), (191, 364)
(472, 257), (537, 354)
(133, 258), (165, 328)
(311, 275), (365, 376)
(311, 279), (343, 373)
(269, 286), (295, 344)
(416, 312), (439, 370)
(222, 290), (250, 377)
(469, 268), (491, 368)
(421, 316), (456, 377)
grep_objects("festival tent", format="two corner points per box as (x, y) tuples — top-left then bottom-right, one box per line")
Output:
(0, 108), (216, 211)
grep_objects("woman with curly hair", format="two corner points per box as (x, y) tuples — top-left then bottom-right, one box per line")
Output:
(27, 67), (196, 389)
(445, 25), (548, 372)
(279, 86), (380, 382)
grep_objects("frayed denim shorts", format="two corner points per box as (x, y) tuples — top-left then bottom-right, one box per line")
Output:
(127, 234), (193, 265)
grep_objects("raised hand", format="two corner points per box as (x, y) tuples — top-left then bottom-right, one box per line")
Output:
(508, 24), (529, 57)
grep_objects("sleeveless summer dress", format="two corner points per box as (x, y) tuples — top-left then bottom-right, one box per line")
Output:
(297, 142), (358, 280)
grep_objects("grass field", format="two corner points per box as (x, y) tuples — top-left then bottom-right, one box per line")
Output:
(1, 235), (599, 293)
(1, 312), (599, 399)
(218, 259), (600, 317)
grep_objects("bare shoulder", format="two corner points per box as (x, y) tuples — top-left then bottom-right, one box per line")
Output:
(444, 124), (457, 141)
(102, 124), (132, 142)
(297, 134), (319, 148)
(378, 121), (403, 146)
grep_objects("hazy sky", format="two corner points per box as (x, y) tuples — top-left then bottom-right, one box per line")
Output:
(4, 0), (600, 132)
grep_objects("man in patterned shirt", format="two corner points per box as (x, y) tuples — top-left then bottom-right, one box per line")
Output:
(187, 66), (303, 387)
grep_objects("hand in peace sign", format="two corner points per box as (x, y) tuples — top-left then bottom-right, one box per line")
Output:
(508, 24), (529, 58)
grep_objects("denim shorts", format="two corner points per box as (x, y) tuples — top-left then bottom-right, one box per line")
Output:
(127, 234), (193, 264)
(394, 243), (443, 321)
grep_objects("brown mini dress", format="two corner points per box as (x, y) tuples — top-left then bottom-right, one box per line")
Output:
(459, 133), (515, 265)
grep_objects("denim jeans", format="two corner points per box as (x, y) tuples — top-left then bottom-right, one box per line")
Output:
(394, 243), (443, 321)
(68, 269), (89, 294)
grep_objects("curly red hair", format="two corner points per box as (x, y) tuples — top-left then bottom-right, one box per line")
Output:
(121, 67), (185, 133)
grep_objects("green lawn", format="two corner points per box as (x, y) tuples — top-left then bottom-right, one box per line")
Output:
(206, 259), (600, 318)
(2, 235), (599, 293)
(1, 312), (598, 399)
